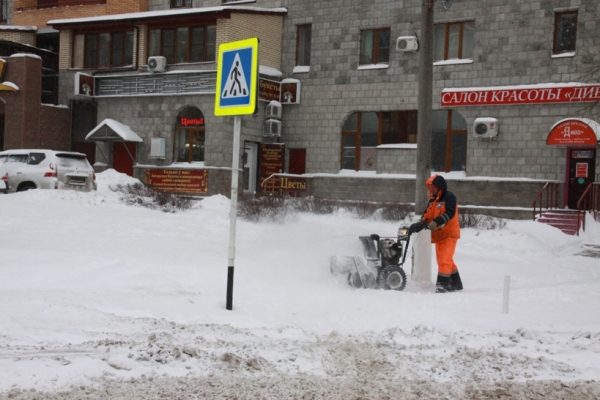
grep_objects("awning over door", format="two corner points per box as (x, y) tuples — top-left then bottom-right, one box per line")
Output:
(547, 118), (600, 146)
(85, 118), (143, 143)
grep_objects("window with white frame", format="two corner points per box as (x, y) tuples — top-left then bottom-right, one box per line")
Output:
(359, 28), (390, 65)
(434, 21), (474, 61)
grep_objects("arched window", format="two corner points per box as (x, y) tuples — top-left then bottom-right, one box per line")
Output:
(431, 110), (467, 172)
(174, 106), (205, 163)
(341, 110), (417, 170)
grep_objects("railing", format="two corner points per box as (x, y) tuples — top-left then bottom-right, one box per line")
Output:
(576, 182), (600, 233)
(260, 173), (281, 195)
(532, 182), (560, 220)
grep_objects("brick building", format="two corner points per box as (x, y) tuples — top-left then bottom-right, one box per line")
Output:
(49, 0), (599, 216)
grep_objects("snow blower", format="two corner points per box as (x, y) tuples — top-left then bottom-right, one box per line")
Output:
(330, 226), (412, 291)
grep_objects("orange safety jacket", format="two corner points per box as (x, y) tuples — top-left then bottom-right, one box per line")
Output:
(423, 190), (461, 243)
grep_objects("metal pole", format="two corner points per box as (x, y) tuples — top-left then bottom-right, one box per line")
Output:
(226, 115), (242, 310)
(415, 0), (434, 213)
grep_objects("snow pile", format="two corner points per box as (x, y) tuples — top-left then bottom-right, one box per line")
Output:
(0, 169), (598, 398)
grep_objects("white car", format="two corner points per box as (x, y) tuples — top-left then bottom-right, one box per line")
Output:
(0, 149), (96, 192)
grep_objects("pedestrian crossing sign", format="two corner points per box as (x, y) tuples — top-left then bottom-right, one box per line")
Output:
(214, 38), (259, 116)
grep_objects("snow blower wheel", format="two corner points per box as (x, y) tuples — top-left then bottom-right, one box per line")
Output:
(382, 266), (407, 291)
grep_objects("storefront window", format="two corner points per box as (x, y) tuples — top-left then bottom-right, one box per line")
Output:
(174, 107), (206, 163)
(341, 111), (417, 171)
(431, 110), (467, 172)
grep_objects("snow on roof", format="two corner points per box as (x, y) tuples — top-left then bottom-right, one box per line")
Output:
(48, 6), (287, 26)
(259, 65), (282, 78)
(85, 119), (143, 143)
(9, 53), (42, 60)
(0, 25), (37, 32)
(0, 81), (19, 91)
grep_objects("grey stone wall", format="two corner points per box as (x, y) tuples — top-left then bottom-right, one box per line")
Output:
(279, 0), (600, 181)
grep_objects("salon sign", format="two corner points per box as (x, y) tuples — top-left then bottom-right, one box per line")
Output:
(442, 83), (600, 107)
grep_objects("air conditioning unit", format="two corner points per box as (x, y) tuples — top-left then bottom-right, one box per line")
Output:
(147, 56), (167, 73)
(264, 119), (282, 137)
(473, 117), (499, 138)
(265, 100), (282, 120)
(396, 36), (419, 52)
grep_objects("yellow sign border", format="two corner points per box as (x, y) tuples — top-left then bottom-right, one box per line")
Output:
(214, 38), (259, 116)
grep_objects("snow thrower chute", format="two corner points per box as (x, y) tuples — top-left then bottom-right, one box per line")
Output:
(330, 226), (412, 291)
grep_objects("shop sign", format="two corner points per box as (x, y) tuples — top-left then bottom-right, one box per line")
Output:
(75, 72), (95, 96)
(259, 143), (284, 190)
(179, 117), (205, 127)
(441, 84), (600, 107)
(575, 163), (588, 178)
(259, 78), (280, 102)
(279, 176), (307, 192)
(146, 169), (208, 194)
(546, 119), (598, 146)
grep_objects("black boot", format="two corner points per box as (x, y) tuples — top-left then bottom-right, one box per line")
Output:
(450, 271), (463, 291)
(435, 275), (452, 293)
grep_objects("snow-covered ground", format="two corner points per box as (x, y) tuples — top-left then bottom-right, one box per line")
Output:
(0, 170), (599, 399)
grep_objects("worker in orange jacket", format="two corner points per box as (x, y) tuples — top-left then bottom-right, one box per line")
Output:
(409, 175), (463, 293)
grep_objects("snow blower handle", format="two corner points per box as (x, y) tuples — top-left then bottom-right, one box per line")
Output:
(396, 226), (413, 266)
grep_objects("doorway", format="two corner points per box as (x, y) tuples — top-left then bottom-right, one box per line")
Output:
(113, 142), (137, 176)
(243, 142), (258, 192)
(567, 148), (596, 209)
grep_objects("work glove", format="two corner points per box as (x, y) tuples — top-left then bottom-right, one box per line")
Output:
(409, 220), (427, 234)
(428, 220), (438, 231)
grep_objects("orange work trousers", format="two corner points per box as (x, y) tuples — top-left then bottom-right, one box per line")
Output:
(434, 237), (459, 277)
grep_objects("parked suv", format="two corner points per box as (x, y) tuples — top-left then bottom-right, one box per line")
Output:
(0, 149), (96, 192)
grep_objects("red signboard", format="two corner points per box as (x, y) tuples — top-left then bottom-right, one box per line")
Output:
(179, 117), (204, 127)
(260, 144), (284, 190)
(259, 78), (281, 102)
(546, 119), (598, 146)
(575, 163), (588, 178)
(146, 169), (208, 194)
(441, 84), (600, 107)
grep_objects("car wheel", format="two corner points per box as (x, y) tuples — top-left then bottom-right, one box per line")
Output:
(17, 183), (36, 192)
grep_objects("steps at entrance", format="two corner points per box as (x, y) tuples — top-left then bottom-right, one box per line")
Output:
(536, 209), (583, 235)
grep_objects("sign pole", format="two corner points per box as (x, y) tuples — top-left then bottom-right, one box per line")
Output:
(214, 37), (259, 310)
(226, 115), (242, 310)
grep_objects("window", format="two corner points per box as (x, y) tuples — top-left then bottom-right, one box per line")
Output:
(296, 24), (312, 67)
(174, 107), (206, 163)
(149, 24), (216, 64)
(170, 0), (192, 8)
(431, 110), (467, 172)
(0, 0), (7, 22)
(341, 111), (417, 170)
(554, 11), (577, 54)
(434, 21), (474, 61)
(73, 31), (133, 69)
(360, 28), (390, 65)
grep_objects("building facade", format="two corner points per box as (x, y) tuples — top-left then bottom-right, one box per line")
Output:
(49, 0), (599, 216)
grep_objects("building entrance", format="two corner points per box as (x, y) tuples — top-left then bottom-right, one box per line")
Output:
(567, 148), (596, 209)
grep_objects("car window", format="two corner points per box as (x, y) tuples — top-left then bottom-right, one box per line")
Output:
(0, 155), (7, 163)
(56, 154), (90, 169)
(7, 154), (28, 163)
(28, 152), (46, 165)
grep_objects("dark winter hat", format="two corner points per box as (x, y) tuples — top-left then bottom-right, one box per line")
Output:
(426, 174), (447, 191)
(432, 175), (447, 191)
